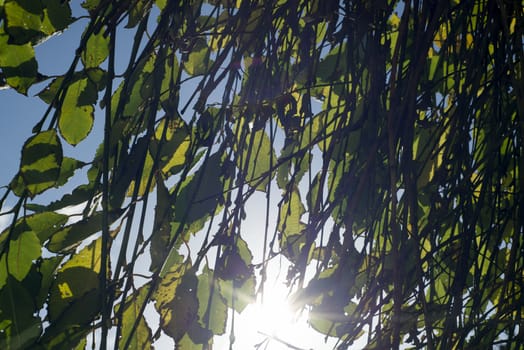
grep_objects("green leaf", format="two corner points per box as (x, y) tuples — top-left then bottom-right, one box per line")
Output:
(0, 211), (67, 252)
(35, 256), (63, 308)
(41, 0), (73, 35)
(117, 285), (153, 350)
(278, 185), (306, 237)
(7, 231), (41, 281)
(0, 255), (8, 289)
(59, 78), (96, 145)
(162, 272), (200, 342)
(60, 236), (102, 272)
(0, 277), (41, 349)
(154, 0), (166, 11)
(153, 259), (190, 308)
(152, 117), (191, 177)
(316, 43), (347, 82)
(176, 333), (204, 350)
(44, 182), (95, 212)
(3, 0), (44, 44)
(217, 270), (256, 313)
(237, 129), (275, 191)
(81, 0), (100, 11)
(183, 38), (211, 76)
(122, 54), (155, 118)
(150, 177), (175, 273)
(47, 238), (103, 322)
(216, 236), (256, 313)
(56, 157), (87, 187)
(216, 236), (253, 284)
(37, 75), (63, 105)
(174, 152), (225, 234)
(44, 267), (100, 345)
(81, 29), (110, 68)
(128, 147), (156, 196)
(20, 129), (63, 196)
(126, 0), (152, 28)
(197, 267), (228, 335)
(25, 211), (68, 242)
(47, 210), (122, 253)
(0, 30), (38, 93)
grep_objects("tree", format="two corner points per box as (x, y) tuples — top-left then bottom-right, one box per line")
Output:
(0, 0), (522, 348)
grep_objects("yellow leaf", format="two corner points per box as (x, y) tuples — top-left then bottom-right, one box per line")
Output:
(466, 33), (473, 49)
(389, 13), (400, 28)
(58, 283), (74, 298)
(509, 17), (516, 34)
(434, 23), (448, 48)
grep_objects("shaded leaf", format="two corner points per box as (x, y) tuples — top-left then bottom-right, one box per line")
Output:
(35, 256), (63, 308)
(0, 277), (41, 349)
(41, 0), (73, 35)
(174, 152), (225, 234)
(126, 0), (152, 28)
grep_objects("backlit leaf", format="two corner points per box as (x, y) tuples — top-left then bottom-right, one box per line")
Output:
(237, 129), (275, 191)
(47, 238), (103, 322)
(20, 129), (62, 196)
(0, 255), (8, 289)
(162, 272), (199, 342)
(117, 285), (153, 350)
(59, 78), (96, 145)
(153, 258), (190, 308)
(7, 230), (40, 281)
(183, 38), (211, 76)
(197, 267), (228, 335)
(47, 210), (122, 253)
(278, 185), (306, 236)
(3, 0), (44, 44)
(46, 267), (100, 333)
(0, 30), (38, 94)
(59, 235), (102, 271)
(81, 29), (110, 68)
(152, 117), (190, 177)
(56, 157), (87, 187)
(217, 270), (255, 313)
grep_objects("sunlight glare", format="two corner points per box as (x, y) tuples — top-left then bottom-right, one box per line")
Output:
(233, 280), (316, 350)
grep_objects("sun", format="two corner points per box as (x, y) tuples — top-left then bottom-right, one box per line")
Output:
(235, 280), (311, 350)
(213, 257), (342, 350)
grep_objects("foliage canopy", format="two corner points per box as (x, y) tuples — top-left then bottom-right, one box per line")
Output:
(0, 0), (523, 349)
